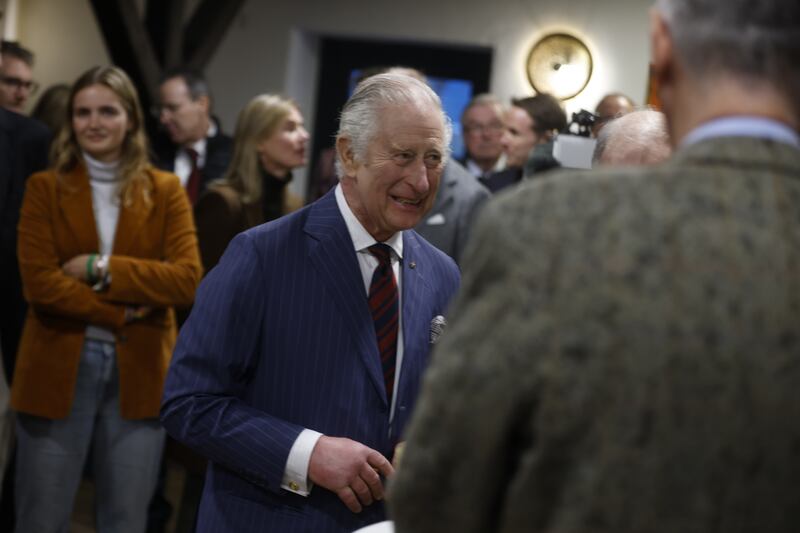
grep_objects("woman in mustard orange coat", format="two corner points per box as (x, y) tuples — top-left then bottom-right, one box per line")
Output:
(12, 66), (201, 532)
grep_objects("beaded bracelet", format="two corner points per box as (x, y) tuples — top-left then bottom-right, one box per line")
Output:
(86, 253), (97, 283)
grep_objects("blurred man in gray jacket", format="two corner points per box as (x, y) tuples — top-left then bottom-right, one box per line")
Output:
(391, 0), (800, 532)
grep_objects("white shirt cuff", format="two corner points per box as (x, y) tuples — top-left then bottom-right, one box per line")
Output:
(281, 429), (323, 496)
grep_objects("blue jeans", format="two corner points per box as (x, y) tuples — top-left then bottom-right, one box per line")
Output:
(15, 338), (164, 533)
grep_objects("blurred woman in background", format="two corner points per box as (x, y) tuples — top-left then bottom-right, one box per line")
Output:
(194, 94), (308, 272)
(30, 82), (71, 134)
(12, 65), (201, 532)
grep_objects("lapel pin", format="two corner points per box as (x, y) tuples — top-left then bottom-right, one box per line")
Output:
(409, 261), (416, 269)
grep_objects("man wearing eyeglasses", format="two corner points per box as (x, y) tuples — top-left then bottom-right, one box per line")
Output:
(0, 41), (38, 114)
(459, 94), (506, 180)
(153, 67), (233, 205)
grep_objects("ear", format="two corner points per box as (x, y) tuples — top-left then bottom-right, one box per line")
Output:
(336, 136), (358, 178)
(650, 7), (673, 88)
(196, 94), (211, 114)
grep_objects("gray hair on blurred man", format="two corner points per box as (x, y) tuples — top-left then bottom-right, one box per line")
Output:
(390, 0), (800, 531)
(593, 108), (672, 166)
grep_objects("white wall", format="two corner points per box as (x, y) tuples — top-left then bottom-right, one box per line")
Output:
(207, 0), (653, 194)
(17, 0), (653, 194)
(208, 0), (652, 123)
(17, 0), (110, 105)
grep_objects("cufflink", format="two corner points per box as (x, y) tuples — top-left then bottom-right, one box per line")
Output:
(289, 481), (300, 491)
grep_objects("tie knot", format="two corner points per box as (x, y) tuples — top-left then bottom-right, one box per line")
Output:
(368, 243), (393, 266)
(186, 148), (199, 163)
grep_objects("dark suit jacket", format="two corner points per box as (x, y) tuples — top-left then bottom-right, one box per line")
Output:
(153, 128), (233, 198)
(390, 137), (800, 533)
(480, 166), (521, 193)
(161, 189), (460, 532)
(0, 109), (50, 378)
(416, 160), (490, 265)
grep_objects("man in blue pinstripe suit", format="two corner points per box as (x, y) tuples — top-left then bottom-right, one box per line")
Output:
(162, 73), (460, 532)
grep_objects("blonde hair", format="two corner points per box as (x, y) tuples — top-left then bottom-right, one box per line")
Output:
(218, 94), (298, 204)
(52, 66), (151, 206)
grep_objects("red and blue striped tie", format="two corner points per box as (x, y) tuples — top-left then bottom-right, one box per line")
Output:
(368, 243), (398, 401)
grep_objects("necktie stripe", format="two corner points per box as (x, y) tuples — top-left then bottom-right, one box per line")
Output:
(367, 243), (398, 402)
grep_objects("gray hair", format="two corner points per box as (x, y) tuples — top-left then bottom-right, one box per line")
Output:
(461, 93), (505, 124)
(655, 0), (799, 104)
(336, 73), (452, 178)
(593, 108), (671, 166)
(161, 67), (212, 104)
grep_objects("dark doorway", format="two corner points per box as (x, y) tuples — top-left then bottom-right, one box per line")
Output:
(308, 35), (493, 200)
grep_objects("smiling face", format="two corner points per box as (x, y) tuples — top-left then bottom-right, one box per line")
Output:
(256, 106), (309, 179)
(72, 83), (131, 162)
(339, 101), (447, 242)
(158, 76), (209, 146)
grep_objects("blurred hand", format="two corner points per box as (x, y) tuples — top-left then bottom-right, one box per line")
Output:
(392, 441), (406, 471)
(125, 306), (153, 323)
(62, 254), (93, 282)
(308, 436), (394, 513)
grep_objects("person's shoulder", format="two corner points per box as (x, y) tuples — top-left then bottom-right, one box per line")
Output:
(242, 198), (313, 242)
(407, 230), (459, 276)
(26, 168), (58, 187)
(208, 128), (234, 149)
(147, 166), (183, 188)
(512, 164), (667, 204)
(445, 160), (490, 197)
(2, 109), (50, 143)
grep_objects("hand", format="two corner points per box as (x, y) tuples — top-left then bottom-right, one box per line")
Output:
(308, 436), (394, 513)
(62, 254), (94, 282)
(392, 441), (406, 471)
(125, 305), (153, 323)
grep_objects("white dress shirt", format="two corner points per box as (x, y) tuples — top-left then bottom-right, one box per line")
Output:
(172, 121), (218, 186)
(281, 184), (405, 496)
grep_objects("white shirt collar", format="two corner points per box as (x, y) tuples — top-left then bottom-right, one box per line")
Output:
(185, 121), (217, 163)
(334, 183), (403, 259)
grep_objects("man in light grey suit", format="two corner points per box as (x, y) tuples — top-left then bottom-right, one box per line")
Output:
(378, 67), (491, 266)
(390, 0), (800, 532)
(416, 159), (490, 265)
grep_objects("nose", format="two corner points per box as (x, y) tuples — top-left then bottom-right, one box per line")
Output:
(408, 157), (431, 194)
(88, 111), (100, 128)
(500, 131), (512, 152)
(299, 126), (310, 142)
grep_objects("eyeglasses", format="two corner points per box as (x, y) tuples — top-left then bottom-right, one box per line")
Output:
(463, 122), (504, 135)
(150, 103), (183, 118)
(0, 75), (39, 94)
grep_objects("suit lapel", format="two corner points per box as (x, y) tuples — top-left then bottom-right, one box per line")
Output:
(399, 231), (433, 391)
(304, 190), (388, 405)
(113, 170), (154, 255)
(58, 164), (99, 252)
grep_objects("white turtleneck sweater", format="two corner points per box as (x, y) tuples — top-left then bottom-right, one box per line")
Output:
(84, 152), (121, 342)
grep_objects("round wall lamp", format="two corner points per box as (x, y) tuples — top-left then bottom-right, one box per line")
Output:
(526, 33), (593, 101)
